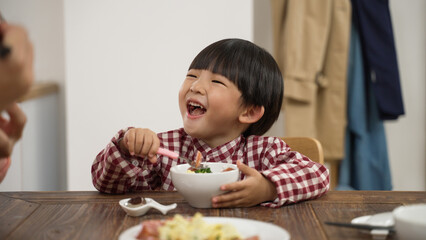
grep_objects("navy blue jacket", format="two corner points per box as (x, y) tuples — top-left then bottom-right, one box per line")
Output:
(351, 0), (405, 120)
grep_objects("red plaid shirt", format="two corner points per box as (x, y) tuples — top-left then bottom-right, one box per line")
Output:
(91, 128), (329, 207)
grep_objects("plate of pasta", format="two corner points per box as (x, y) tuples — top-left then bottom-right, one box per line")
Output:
(119, 212), (290, 240)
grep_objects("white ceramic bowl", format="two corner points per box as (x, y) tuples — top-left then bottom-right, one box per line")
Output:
(170, 163), (239, 208)
(392, 204), (426, 240)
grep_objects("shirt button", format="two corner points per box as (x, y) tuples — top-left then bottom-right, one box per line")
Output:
(131, 160), (139, 166)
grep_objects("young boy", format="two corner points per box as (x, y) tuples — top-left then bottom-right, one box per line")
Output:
(92, 39), (329, 208)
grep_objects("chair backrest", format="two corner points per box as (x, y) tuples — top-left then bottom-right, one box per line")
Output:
(281, 137), (324, 164)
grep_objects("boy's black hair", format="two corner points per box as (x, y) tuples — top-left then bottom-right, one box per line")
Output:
(189, 38), (283, 137)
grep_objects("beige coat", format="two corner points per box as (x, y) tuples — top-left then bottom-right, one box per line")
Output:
(271, 0), (351, 161)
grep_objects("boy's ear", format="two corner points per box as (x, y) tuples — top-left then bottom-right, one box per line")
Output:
(239, 105), (265, 124)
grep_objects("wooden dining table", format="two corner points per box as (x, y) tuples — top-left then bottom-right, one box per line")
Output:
(1, 190), (425, 240)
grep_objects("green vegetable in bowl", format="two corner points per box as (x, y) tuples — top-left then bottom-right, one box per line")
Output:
(194, 168), (212, 173)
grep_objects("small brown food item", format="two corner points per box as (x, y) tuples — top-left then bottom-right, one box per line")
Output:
(128, 196), (145, 205)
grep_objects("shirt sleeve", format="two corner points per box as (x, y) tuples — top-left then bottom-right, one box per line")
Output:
(91, 128), (162, 193)
(260, 138), (330, 208)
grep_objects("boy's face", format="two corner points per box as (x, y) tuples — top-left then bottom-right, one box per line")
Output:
(179, 69), (248, 147)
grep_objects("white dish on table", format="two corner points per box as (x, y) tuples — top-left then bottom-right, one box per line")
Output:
(351, 212), (394, 240)
(119, 197), (177, 217)
(119, 216), (290, 240)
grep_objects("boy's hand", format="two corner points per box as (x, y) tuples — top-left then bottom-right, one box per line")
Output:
(120, 128), (160, 163)
(211, 160), (277, 208)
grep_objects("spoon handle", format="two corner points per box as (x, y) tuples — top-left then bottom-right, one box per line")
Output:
(157, 148), (194, 166)
(157, 148), (179, 159)
(150, 200), (177, 215)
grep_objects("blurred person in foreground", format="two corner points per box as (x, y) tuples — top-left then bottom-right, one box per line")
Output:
(0, 15), (34, 183)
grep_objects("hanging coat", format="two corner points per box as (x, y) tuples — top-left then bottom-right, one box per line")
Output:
(338, 19), (392, 190)
(271, 0), (352, 161)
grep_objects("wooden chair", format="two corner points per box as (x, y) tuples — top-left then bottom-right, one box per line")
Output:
(281, 137), (324, 165)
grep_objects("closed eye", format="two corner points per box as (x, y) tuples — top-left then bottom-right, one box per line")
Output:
(212, 80), (225, 86)
(187, 74), (197, 78)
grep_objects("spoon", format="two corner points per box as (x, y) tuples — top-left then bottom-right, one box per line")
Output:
(119, 197), (177, 217)
(157, 148), (207, 169)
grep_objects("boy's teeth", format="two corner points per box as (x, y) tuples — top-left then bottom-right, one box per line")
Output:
(188, 101), (206, 116)
(189, 102), (203, 108)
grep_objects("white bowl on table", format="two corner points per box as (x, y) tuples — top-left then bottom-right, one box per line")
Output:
(392, 203), (426, 240)
(170, 163), (239, 208)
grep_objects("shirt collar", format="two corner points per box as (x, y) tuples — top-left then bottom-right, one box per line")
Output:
(190, 134), (244, 162)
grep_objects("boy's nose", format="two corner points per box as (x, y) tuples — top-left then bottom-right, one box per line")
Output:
(189, 79), (207, 95)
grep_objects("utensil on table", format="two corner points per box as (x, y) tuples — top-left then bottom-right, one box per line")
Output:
(325, 221), (395, 232)
(119, 197), (177, 217)
(157, 148), (207, 169)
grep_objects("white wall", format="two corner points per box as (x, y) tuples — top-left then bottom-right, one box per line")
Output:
(64, 0), (254, 190)
(386, 0), (426, 190)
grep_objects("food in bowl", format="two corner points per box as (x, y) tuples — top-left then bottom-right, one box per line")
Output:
(392, 204), (426, 239)
(187, 166), (235, 174)
(187, 167), (212, 173)
(136, 212), (258, 240)
(186, 151), (210, 173)
(171, 162), (239, 208)
(194, 150), (203, 168)
(186, 151), (235, 174)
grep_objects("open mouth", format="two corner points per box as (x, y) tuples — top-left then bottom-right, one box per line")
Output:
(187, 101), (206, 116)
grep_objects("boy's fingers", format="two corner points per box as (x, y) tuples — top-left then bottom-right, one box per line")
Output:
(236, 160), (257, 176)
(126, 131), (135, 155)
(140, 134), (152, 156)
(148, 156), (157, 164)
(212, 191), (250, 208)
(220, 180), (244, 191)
(149, 137), (160, 158)
(134, 130), (144, 156)
(213, 191), (240, 203)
